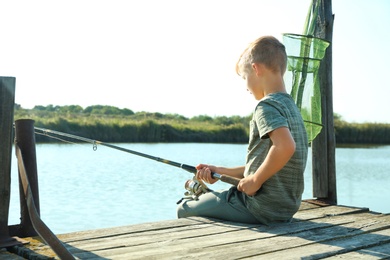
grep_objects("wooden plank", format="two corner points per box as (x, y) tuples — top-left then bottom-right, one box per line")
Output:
(65, 207), (361, 252)
(27, 217), (250, 258)
(240, 214), (390, 259)
(298, 199), (327, 210)
(256, 227), (390, 260)
(293, 204), (369, 221)
(20, 205), (385, 259)
(57, 201), (322, 243)
(119, 212), (386, 259)
(142, 214), (390, 260)
(70, 212), (388, 259)
(66, 222), (254, 251)
(68, 211), (374, 253)
(57, 216), (219, 242)
(59, 202), (363, 243)
(325, 241), (390, 259)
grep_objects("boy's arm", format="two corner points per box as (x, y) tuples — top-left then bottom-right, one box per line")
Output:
(237, 126), (296, 196)
(196, 164), (245, 184)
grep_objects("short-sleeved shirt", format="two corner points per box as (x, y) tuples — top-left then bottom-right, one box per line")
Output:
(243, 92), (308, 224)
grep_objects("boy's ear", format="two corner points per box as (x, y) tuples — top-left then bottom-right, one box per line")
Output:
(252, 63), (264, 76)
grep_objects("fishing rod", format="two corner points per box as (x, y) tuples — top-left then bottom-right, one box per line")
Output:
(34, 127), (241, 188)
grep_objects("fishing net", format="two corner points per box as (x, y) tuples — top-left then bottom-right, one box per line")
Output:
(283, 0), (330, 143)
(283, 34), (329, 143)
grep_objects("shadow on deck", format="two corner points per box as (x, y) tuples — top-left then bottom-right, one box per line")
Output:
(3, 200), (390, 259)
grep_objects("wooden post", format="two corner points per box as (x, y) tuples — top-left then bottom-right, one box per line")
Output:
(14, 119), (40, 237)
(0, 77), (21, 247)
(312, 0), (337, 204)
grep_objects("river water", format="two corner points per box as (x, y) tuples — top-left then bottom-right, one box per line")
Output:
(8, 143), (390, 234)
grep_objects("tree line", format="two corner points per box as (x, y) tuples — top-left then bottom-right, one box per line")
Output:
(14, 104), (390, 145)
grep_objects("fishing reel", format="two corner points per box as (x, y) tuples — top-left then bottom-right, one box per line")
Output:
(176, 177), (212, 204)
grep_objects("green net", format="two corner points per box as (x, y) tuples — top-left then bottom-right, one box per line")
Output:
(283, 0), (330, 143)
(283, 34), (329, 143)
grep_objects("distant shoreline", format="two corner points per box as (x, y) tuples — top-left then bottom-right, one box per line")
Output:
(14, 104), (390, 145)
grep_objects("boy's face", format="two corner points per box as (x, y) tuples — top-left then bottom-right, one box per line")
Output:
(242, 65), (261, 100)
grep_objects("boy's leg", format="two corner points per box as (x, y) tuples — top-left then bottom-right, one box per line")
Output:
(177, 187), (259, 224)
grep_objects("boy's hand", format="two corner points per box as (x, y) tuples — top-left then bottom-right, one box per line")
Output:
(195, 164), (219, 184)
(237, 175), (261, 196)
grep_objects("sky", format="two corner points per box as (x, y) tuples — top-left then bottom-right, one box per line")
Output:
(1, 0), (389, 123)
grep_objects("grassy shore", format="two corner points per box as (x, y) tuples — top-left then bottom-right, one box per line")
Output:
(14, 104), (390, 145)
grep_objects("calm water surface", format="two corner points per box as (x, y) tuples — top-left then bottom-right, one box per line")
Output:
(8, 143), (390, 234)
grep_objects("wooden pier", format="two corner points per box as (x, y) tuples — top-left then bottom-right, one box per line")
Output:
(2, 1), (389, 259)
(2, 200), (389, 259)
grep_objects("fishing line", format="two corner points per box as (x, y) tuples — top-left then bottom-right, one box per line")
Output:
(35, 130), (77, 144)
(33, 127), (240, 188)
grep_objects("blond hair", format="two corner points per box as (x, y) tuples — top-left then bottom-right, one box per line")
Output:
(236, 36), (287, 76)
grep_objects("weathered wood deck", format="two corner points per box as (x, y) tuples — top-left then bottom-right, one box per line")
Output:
(3, 200), (390, 259)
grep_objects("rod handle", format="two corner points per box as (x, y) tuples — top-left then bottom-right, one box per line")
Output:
(181, 164), (240, 186)
(212, 173), (240, 186)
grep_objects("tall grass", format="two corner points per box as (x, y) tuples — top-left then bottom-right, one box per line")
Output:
(14, 105), (249, 143)
(14, 105), (390, 145)
(334, 119), (390, 145)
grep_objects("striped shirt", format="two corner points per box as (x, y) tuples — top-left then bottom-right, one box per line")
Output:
(243, 92), (308, 224)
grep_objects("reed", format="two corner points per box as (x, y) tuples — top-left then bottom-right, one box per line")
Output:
(14, 105), (390, 145)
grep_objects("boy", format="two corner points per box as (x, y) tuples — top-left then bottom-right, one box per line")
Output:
(177, 36), (308, 224)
